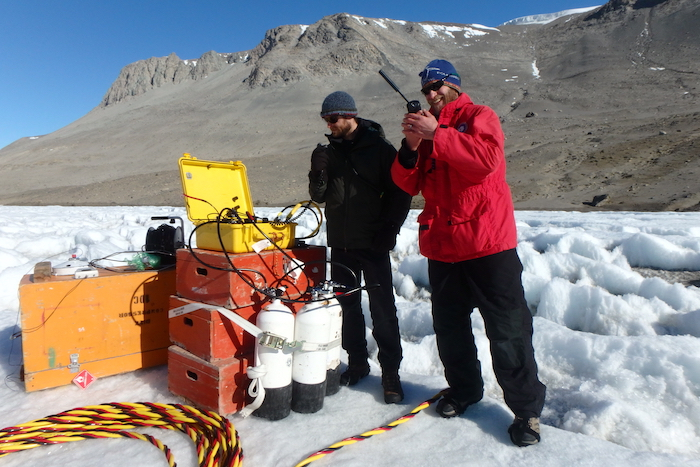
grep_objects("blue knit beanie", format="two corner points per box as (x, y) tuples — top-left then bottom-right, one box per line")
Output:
(419, 60), (461, 92)
(320, 91), (358, 118)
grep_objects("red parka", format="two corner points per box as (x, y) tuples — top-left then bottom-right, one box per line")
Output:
(391, 92), (518, 263)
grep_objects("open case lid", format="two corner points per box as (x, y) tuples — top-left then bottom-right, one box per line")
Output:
(178, 154), (255, 223)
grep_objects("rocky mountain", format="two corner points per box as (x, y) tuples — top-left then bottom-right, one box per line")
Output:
(101, 51), (250, 107)
(0, 0), (698, 211)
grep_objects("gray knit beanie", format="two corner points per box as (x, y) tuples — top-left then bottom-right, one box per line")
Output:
(320, 91), (357, 118)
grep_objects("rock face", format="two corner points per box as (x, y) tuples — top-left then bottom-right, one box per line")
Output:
(0, 0), (698, 211)
(101, 51), (249, 106)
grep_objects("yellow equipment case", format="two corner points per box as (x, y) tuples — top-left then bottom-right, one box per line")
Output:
(179, 154), (296, 253)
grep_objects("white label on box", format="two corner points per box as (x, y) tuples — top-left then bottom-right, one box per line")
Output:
(284, 258), (304, 282)
(252, 239), (272, 253)
(74, 268), (99, 279)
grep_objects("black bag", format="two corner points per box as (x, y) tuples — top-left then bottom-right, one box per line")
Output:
(145, 219), (184, 265)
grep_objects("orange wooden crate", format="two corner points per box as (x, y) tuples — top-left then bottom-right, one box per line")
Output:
(168, 295), (309, 361)
(176, 245), (326, 308)
(169, 295), (259, 360)
(18, 268), (175, 392)
(167, 345), (251, 415)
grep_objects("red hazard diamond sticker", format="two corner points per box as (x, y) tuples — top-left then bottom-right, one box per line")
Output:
(72, 369), (96, 389)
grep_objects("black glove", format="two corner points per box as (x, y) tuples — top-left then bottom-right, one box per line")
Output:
(398, 139), (418, 169)
(309, 169), (326, 190)
(311, 144), (329, 173)
(372, 222), (400, 252)
(309, 144), (329, 202)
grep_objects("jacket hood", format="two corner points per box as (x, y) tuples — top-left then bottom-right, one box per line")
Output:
(326, 118), (386, 144)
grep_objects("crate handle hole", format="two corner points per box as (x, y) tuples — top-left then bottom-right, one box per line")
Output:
(186, 370), (198, 381)
(184, 317), (193, 326)
(196, 268), (208, 276)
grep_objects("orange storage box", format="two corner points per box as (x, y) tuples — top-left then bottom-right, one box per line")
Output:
(179, 154), (296, 253)
(169, 295), (259, 360)
(175, 245), (327, 308)
(18, 268), (175, 392)
(168, 293), (312, 362)
(168, 345), (251, 415)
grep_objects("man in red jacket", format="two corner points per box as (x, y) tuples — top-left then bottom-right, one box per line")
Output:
(391, 60), (546, 446)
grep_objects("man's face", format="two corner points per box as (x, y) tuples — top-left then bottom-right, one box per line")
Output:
(324, 115), (355, 139)
(421, 81), (459, 115)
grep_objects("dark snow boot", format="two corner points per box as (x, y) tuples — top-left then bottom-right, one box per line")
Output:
(381, 373), (404, 404)
(435, 391), (482, 418)
(508, 416), (541, 447)
(340, 361), (370, 386)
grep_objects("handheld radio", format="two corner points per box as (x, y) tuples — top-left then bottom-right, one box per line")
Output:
(378, 70), (421, 113)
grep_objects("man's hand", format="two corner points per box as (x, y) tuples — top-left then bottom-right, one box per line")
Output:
(401, 110), (437, 150)
(309, 144), (329, 202)
(372, 222), (400, 252)
(311, 144), (329, 173)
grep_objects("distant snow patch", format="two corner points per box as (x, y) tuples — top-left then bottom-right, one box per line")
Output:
(502, 6), (600, 26)
(421, 24), (489, 40)
(471, 24), (500, 32)
(351, 15), (407, 28)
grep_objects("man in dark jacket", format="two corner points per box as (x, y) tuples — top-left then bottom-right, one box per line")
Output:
(309, 91), (411, 404)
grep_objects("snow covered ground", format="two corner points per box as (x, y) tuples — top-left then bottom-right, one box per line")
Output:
(1, 206), (700, 466)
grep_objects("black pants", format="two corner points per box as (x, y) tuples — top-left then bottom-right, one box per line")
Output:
(331, 248), (402, 373)
(429, 249), (546, 418)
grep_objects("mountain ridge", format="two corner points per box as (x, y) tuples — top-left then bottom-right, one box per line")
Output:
(1, 0), (698, 211)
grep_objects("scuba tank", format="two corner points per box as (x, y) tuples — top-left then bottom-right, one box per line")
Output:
(322, 284), (343, 396)
(250, 293), (295, 420)
(291, 288), (332, 413)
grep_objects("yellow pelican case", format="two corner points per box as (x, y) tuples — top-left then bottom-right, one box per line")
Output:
(178, 154), (296, 253)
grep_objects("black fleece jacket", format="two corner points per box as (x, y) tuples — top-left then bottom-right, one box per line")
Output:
(308, 118), (411, 250)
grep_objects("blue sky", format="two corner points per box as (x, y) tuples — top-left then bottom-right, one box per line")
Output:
(0, 1), (600, 150)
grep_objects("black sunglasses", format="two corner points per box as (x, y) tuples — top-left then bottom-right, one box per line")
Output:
(421, 80), (445, 95)
(322, 115), (343, 124)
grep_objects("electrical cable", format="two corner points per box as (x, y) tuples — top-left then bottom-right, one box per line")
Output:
(0, 402), (242, 467)
(272, 200), (323, 240)
(185, 205), (366, 305)
(238, 210), (368, 302)
(217, 208), (269, 295)
(294, 389), (448, 467)
(19, 280), (85, 334)
(88, 251), (175, 274)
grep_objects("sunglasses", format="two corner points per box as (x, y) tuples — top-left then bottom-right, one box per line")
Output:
(421, 80), (445, 95)
(322, 115), (343, 124)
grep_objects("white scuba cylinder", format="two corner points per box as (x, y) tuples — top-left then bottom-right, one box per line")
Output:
(291, 297), (331, 413)
(251, 297), (295, 420)
(324, 292), (343, 396)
